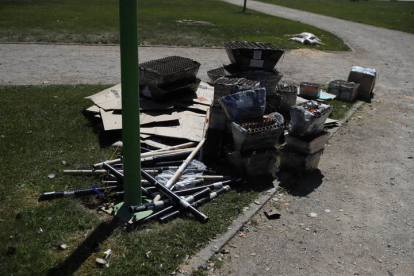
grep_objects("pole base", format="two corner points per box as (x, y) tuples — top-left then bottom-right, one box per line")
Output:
(101, 198), (153, 223)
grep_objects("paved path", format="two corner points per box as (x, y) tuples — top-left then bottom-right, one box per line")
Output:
(0, 1), (413, 275)
(208, 1), (414, 276)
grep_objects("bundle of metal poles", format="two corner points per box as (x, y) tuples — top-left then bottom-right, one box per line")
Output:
(39, 140), (239, 225)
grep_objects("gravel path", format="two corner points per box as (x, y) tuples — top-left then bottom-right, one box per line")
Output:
(1, 1), (413, 275)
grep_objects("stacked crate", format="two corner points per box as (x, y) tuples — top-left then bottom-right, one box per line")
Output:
(219, 88), (284, 177)
(139, 56), (201, 101)
(266, 84), (298, 115)
(280, 100), (332, 174)
(328, 79), (360, 102)
(204, 77), (259, 158)
(207, 41), (284, 102)
(347, 66), (377, 100)
(205, 41), (286, 176)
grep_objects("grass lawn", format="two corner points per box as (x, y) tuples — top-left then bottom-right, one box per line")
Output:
(0, 85), (263, 275)
(258, 0), (414, 34)
(0, 0), (349, 50)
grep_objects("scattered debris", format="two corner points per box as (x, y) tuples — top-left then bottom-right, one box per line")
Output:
(289, 32), (322, 45)
(264, 208), (281, 220)
(309, 213), (317, 218)
(96, 258), (107, 266)
(177, 20), (213, 25)
(48, 174), (55, 179)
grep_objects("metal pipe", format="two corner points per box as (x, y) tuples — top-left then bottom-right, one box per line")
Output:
(39, 185), (123, 201)
(93, 148), (194, 169)
(129, 187), (210, 213)
(140, 170), (208, 223)
(159, 185), (231, 223)
(103, 163), (156, 199)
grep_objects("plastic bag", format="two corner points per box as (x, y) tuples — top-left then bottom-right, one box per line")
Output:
(290, 101), (332, 136)
(219, 88), (266, 121)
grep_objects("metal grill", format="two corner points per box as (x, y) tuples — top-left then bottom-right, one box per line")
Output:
(214, 77), (258, 87)
(139, 56), (200, 87)
(140, 56), (199, 75)
(276, 84), (297, 94)
(240, 117), (283, 134)
(224, 41), (280, 51)
(207, 67), (226, 84)
(224, 41), (284, 71)
(300, 101), (333, 118)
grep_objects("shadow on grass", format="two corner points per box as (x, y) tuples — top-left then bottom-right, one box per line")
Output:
(278, 169), (324, 197)
(83, 110), (121, 148)
(47, 219), (120, 276)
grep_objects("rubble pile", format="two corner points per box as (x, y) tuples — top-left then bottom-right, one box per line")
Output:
(39, 40), (377, 225)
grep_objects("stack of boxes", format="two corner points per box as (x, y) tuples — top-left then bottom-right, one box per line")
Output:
(219, 89), (284, 177)
(280, 100), (332, 174)
(347, 66), (377, 100)
(139, 56), (201, 101)
(328, 79), (359, 102)
(205, 41), (286, 170)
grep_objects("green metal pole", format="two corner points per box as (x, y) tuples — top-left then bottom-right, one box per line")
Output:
(242, 0), (247, 12)
(119, 0), (141, 206)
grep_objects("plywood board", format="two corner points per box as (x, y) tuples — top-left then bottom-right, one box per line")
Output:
(140, 111), (207, 142)
(100, 110), (181, 131)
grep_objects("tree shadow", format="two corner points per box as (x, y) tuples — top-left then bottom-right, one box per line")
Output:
(47, 219), (120, 276)
(278, 169), (324, 197)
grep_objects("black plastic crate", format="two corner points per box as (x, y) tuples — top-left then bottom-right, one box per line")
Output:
(224, 41), (284, 71)
(276, 84), (298, 113)
(213, 77), (260, 106)
(141, 78), (201, 102)
(223, 64), (283, 94)
(139, 56), (200, 87)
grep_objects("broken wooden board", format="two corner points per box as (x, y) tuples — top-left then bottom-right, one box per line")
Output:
(140, 111), (207, 142)
(100, 109), (181, 131)
(180, 82), (214, 106)
(85, 84), (122, 110)
(85, 105), (101, 114)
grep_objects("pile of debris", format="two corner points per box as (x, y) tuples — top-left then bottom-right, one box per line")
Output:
(39, 141), (240, 225)
(39, 40), (377, 225)
(84, 56), (216, 148)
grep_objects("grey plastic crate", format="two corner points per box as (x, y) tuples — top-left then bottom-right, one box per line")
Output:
(290, 100), (332, 136)
(225, 146), (279, 177)
(285, 131), (330, 154)
(328, 79), (359, 102)
(299, 82), (321, 99)
(280, 144), (324, 173)
(231, 112), (284, 151)
(141, 78), (201, 101)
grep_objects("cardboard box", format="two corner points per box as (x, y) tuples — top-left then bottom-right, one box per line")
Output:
(285, 131), (330, 154)
(347, 66), (377, 100)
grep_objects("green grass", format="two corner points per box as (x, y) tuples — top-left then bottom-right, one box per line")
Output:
(0, 0), (349, 50)
(258, 0), (414, 34)
(329, 99), (354, 120)
(0, 84), (262, 275)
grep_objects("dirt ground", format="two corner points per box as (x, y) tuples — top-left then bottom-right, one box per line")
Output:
(0, 1), (413, 275)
